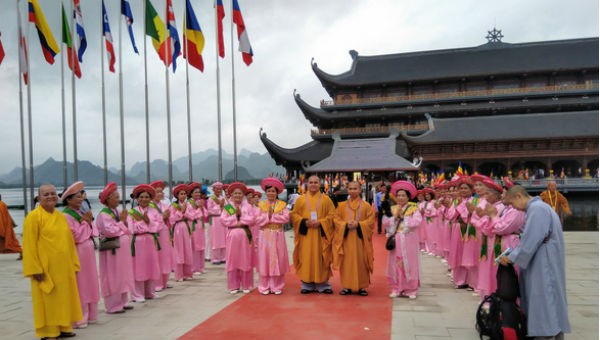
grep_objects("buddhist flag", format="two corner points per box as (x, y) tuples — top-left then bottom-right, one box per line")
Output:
(145, 0), (170, 67)
(216, 0), (225, 58)
(456, 162), (464, 176)
(102, 0), (116, 73)
(0, 33), (5, 65)
(73, 0), (87, 62)
(28, 0), (60, 64)
(62, 4), (81, 78)
(19, 25), (29, 84)
(183, 0), (205, 72)
(121, 0), (139, 54)
(232, 0), (253, 66)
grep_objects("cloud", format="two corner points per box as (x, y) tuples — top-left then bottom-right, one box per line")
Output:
(0, 0), (597, 175)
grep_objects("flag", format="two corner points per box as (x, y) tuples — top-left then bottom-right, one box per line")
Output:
(121, 0), (139, 54)
(62, 4), (81, 78)
(216, 0), (225, 58)
(145, 0), (171, 67)
(102, 0), (116, 73)
(456, 162), (464, 176)
(19, 25), (29, 84)
(0, 32), (5, 65)
(73, 0), (87, 62)
(183, 0), (205, 71)
(28, 0), (60, 64)
(232, 0), (253, 66)
(166, 0), (181, 72)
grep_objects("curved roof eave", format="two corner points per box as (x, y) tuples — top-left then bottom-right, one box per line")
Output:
(403, 110), (599, 144)
(311, 38), (599, 89)
(259, 128), (334, 164)
(293, 92), (331, 126)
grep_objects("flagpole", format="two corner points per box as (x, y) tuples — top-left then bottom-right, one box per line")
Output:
(70, 0), (78, 181)
(59, 1), (68, 190)
(100, 0), (107, 186)
(214, 0), (223, 181)
(165, 1), (173, 197)
(184, 6), (193, 182)
(230, 0), (238, 181)
(118, 0), (126, 209)
(143, 0), (151, 182)
(26, 9), (34, 209)
(16, 0), (28, 214)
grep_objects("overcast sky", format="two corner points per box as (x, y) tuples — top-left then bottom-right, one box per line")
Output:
(0, 0), (597, 175)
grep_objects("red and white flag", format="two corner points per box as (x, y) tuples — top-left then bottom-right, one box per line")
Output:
(102, 0), (116, 72)
(19, 26), (29, 84)
(232, 0), (253, 66)
(0, 32), (5, 65)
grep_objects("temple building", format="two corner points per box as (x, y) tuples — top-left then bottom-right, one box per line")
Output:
(260, 30), (599, 180)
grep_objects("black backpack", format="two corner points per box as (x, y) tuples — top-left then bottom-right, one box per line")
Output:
(475, 264), (527, 340)
(476, 293), (527, 340)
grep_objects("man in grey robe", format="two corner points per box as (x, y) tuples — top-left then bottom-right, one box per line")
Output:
(499, 185), (570, 340)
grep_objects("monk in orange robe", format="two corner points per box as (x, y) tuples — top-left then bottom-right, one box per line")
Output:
(0, 199), (22, 258)
(539, 181), (572, 225)
(333, 181), (374, 296)
(290, 175), (336, 294)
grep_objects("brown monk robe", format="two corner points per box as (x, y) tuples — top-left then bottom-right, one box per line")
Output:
(539, 181), (572, 225)
(0, 200), (22, 258)
(332, 182), (375, 296)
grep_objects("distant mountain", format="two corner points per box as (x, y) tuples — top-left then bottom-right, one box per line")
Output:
(225, 166), (254, 181)
(0, 158), (137, 188)
(131, 150), (285, 182)
(0, 150), (285, 188)
(130, 159), (186, 183)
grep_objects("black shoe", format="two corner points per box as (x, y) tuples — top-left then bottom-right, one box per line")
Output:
(59, 332), (77, 338)
(109, 309), (126, 314)
(123, 305), (134, 310)
(455, 284), (469, 289)
(300, 289), (313, 294)
(321, 288), (333, 294)
(339, 288), (351, 295)
(358, 289), (368, 296)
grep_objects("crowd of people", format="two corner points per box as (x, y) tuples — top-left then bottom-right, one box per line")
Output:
(17, 174), (572, 340)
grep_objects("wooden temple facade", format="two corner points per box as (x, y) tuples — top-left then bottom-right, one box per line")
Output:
(260, 32), (599, 180)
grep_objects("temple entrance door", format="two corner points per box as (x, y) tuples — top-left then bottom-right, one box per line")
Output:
(552, 159), (582, 178)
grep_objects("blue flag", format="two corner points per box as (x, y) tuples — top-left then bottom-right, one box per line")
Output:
(121, 0), (139, 54)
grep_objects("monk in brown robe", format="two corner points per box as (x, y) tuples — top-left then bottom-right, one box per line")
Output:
(333, 181), (374, 296)
(0, 198), (22, 259)
(539, 181), (572, 225)
(290, 175), (336, 294)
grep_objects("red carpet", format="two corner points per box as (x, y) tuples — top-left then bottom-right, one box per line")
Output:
(179, 234), (392, 340)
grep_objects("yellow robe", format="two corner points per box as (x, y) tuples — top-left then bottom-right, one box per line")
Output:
(22, 206), (83, 330)
(333, 198), (374, 290)
(290, 192), (335, 283)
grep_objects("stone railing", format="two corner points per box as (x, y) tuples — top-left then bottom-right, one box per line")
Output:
(511, 177), (599, 193)
(320, 83), (598, 107)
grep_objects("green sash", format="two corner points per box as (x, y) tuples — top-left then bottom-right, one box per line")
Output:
(63, 207), (82, 223)
(100, 208), (119, 255)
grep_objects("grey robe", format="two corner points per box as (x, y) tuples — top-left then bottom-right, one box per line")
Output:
(508, 196), (571, 337)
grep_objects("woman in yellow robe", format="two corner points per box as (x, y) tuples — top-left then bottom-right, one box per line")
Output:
(22, 184), (82, 339)
(333, 181), (374, 296)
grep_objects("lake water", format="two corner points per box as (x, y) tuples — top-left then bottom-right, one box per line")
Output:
(3, 187), (598, 234)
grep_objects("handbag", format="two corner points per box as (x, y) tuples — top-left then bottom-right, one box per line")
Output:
(99, 236), (120, 251)
(385, 234), (396, 250)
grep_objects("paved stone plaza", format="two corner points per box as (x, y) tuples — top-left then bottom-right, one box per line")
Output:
(1, 231), (597, 340)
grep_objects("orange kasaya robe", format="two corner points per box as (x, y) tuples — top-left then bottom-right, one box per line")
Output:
(0, 200), (22, 253)
(290, 191), (336, 284)
(333, 198), (375, 290)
